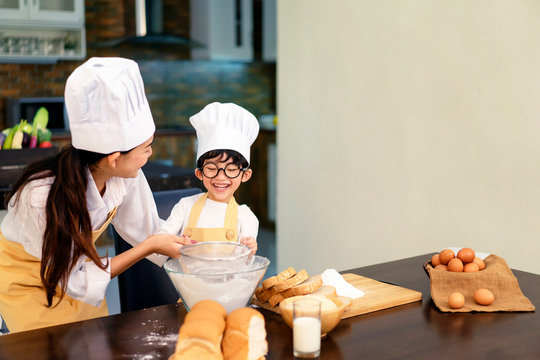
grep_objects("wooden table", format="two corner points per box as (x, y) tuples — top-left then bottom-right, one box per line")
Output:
(1, 254), (538, 359)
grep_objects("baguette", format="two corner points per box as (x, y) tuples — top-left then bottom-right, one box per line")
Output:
(170, 300), (227, 360)
(261, 267), (296, 290)
(222, 307), (268, 360)
(190, 299), (228, 319)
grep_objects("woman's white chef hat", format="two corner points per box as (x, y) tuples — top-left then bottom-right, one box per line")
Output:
(64, 57), (155, 154)
(190, 102), (259, 165)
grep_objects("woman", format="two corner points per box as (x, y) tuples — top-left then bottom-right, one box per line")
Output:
(0, 57), (188, 333)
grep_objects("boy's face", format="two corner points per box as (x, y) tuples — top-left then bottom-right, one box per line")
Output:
(195, 153), (252, 203)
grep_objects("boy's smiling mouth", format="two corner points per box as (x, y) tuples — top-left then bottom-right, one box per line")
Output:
(212, 183), (230, 191)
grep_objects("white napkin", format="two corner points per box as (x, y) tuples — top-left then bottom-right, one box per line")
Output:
(321, 269), (364, 299)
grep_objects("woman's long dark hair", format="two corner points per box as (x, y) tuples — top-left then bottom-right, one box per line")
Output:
(6, 145), (109, 307)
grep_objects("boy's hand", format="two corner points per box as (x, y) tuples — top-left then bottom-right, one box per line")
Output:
(182, 235), (198, 245)
(240, 236), (257, 255)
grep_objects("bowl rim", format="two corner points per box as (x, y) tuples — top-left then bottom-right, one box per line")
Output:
(164, 255), (270, 276)
(179, 241), (252, 261)
(279, 294), (347, 314)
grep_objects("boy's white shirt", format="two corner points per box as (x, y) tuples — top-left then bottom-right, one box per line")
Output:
(156, 193), (259, 240)
(0, 168), (165, 307)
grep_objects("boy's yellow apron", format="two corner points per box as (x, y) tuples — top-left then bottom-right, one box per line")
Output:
(0, 207), (117, 333)
(182, 193), (239, 242)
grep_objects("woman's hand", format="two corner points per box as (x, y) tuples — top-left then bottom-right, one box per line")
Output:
(111, 234), (197, 278)
(144, 233), (193, 258)
(240, 236), (257, 255)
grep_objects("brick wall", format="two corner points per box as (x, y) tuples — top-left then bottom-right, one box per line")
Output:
(0, 0), (275, 129)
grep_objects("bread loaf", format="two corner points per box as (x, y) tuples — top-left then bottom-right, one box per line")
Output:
(222, 307), (268, 360)
(261, 267), (296, 290)
(280, 294), (338, 313)
(267, 293), (285, 307)
(336, 296), (353, 312)
(256, 285), (281, 303)
(310, 285), (337, 300)
(273, 269), (308, 292)
(170, 300), (227, 360)
(189, 299), (228, 319)
(282, 275), (323, 298)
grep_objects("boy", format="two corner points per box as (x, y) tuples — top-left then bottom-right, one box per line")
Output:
(157, 102), (260, 254)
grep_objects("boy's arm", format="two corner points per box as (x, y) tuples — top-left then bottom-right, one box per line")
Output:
(238, 205), (259, 254)
(155, 198), (190, 235)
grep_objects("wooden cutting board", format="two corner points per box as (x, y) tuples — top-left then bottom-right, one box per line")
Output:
(251, 273), (422, 319)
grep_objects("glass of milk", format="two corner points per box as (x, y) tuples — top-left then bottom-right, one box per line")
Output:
(293, 298), (321, 358)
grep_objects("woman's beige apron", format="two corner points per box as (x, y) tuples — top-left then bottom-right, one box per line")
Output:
(182, 193), (239, 242)
(0, 207), (117, 333)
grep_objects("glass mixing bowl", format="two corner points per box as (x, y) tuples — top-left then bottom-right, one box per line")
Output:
(179, 241), (252, 273)
(164, 255), (270, 313)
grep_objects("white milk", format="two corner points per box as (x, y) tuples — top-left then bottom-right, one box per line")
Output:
(293, 317), (321, 354)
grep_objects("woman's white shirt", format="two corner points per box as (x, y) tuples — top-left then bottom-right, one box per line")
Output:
(0, 168), (165, 307)
(156, 193), (259, 239)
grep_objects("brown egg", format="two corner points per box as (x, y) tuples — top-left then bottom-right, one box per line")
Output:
(448, 292), (465, 309)
(463, 262), (479, 272)
(439, 249), (455, 265)
(447, 258), (464, 272)
(431, 254), (441, 266)
(457, 248), (475, 263)
(472, 257), (486, 270)
(474, 288), (495, 306)
(434, 264), (448, 271)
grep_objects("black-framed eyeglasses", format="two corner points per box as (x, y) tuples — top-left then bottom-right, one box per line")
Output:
(200, 163), (245, 179)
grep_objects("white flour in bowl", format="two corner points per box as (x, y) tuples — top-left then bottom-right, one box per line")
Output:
(168, 268), (258, 313)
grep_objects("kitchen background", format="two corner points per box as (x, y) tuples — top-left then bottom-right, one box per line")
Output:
(4, 0), (539, 307)
(0, 0), (277, 230)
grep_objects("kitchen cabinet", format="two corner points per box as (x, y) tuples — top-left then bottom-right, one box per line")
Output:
(0, 0), (83, 24)
(0, 147), (59, 209)
(0, 0), (85, 62)
(190, 0), (253, 61)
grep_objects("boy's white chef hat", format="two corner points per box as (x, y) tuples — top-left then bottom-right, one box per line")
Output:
(190, 102), (259, 165)
(65, 57), (155, 154)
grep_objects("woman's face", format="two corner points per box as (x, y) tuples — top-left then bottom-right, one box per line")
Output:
(114, 136), (154, 178)
(195, 153), (252, 203)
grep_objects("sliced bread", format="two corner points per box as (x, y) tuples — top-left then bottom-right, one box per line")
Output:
(261, 267), (296, 290)
(273, 269), (309, 293)
(282, 275), (323, 298)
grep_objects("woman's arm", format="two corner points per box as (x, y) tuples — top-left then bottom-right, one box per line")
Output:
(110, 233), (190, 278)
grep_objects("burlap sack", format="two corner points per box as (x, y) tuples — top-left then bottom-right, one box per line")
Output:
(424, 254), (535, 312)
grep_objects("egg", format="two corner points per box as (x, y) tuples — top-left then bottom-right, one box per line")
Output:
(434, 264), (448, 271)
(463, 262), (479, 272)
(448, 292), (465, 309)
(439, 249), (455, 265)
(447, 258), (464, 272)
(431, 254), (441, 266)
(472, 257), (486, 270)
(474, 288), (495, 306)
(457, 248), (475, 263)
